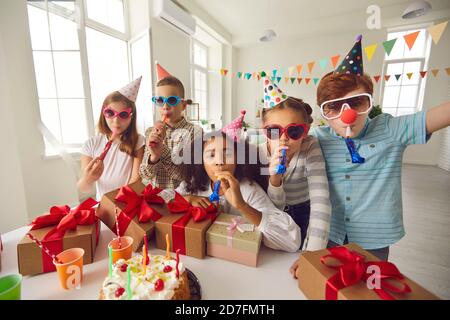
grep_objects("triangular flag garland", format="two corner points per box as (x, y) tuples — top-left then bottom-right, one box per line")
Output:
(307, 62), (315, 74)
(290, 77), (296, 84)
(384, 75), (391, 82)
(364, 44), (377, 61)
(406, 72), (413, 80)
(331, 55), (341, 68)
(446, 67), (450, 76)
(288, 66), (295, 77)
(296, 64), (303, 75)
(428, 21), (448, 45)
(313, 78), (319, 85)
(382, 38), (397, 56)
(420, 71), (427, 78)
(297, 77), (303, 84)
(395, 74), (402, 81)
(319, 58), (328, 70)
(404, 31), (420, 50)
(305, 78), (311, 84)
(431, 69), (439, 77)
(373, 75), (381, 83)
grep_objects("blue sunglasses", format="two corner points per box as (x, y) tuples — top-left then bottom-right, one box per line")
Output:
(151, 95), (184, 107)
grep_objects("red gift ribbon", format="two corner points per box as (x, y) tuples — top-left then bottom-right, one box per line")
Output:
(28, 197), (99, 272)
(114, 184), (165, 236)
(167, 192), (217, 255)
(320, 246), (412, 300)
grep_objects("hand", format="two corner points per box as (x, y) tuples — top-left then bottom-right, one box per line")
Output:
(268, 146), (289, 187)
(147, 122), (166, 162)
(289, 258), (300, 279)
(83, 157), (104, 183)
(215, 171), (246, 210)
(185, 195), (212, 209)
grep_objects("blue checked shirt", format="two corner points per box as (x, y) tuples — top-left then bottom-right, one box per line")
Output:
(310, 111), (428, 250)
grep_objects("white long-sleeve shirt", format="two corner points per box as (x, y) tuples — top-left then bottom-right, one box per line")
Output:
(266, 136), (331, 252)
(175, 178), (301, 252)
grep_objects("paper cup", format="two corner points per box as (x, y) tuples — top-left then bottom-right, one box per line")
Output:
(53, 248), (84, 290)
(109, 236), (133, 264)
(0, 274), (22, 300)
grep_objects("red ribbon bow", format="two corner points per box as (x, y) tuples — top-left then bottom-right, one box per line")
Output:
(28, 198), (99, 273)
(321, 246), (412, 300)
(114, 184), (164, 236)
(30, 197), (98, 241)
(167, 192), (217, 255)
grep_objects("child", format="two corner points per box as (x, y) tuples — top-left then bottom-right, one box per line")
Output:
(261, 77), (331, 252)
(290, 34), (450, 276)
(177, 127), (301, 253)
(139, 62), (201, 189)
(78, 77), (145, 200)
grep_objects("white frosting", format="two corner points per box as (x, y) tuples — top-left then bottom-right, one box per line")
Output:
(102, 254), (186, 300)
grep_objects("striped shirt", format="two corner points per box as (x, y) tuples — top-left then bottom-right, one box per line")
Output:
(139, 117), (202, 189)
(310, 111), (428, 250)
(267, 136), (332, 251)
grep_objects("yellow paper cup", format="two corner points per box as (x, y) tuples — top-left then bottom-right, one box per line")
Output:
(53, 248), (84, 290)
(109, 236), (133, 264)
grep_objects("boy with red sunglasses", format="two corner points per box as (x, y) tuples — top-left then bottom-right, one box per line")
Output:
(290, 35), (450, 277)
(262, 77), (332, 252)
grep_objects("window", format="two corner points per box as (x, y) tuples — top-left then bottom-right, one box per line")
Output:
(27, 0), (149, 157)
(381, 27), (431, 116)
(191, 41), (208, 122)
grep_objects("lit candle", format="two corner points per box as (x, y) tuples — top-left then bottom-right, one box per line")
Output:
(108, 245), (113, 278)
(175, 249), (180, 279)
(165, 233), (170, 259)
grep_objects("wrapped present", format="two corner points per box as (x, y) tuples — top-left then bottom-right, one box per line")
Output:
(17, 198), (99, 276)
(206, 214), (262, 267)
(296, 243), (439, 300)
(96, 181), (164, 252)
(154, 192), (217, 259)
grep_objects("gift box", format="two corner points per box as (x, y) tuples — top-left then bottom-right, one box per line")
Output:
(296, 243), (439, 300)
(154, 192), (217, 259)
(96, 181), (163, 252)
(17, 198), (99, 276)
(206, 213), (262, 267)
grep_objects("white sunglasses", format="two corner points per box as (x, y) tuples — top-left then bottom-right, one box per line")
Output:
(320, 93), (373, 120)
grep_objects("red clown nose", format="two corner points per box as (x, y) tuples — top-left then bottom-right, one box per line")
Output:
(341, 108), (357, 124)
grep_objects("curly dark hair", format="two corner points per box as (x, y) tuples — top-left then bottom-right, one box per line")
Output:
(183, 131), (268, 194)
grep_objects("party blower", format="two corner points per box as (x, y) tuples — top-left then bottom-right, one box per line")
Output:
(209, 180), (221, 203)
(341, 107), (365, 164)
(149, 115), (167, 148)
(99, 129), (119, 161)
(275, 149), (287, 174)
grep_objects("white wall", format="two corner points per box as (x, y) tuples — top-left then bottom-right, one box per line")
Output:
(234, 21), (450, 165)
(0, 0), (79, 232)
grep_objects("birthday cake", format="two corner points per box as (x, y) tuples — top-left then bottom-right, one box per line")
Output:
(100, 254), (190, 300)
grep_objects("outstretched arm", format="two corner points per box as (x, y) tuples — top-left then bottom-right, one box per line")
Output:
(426, 101), (450, 134)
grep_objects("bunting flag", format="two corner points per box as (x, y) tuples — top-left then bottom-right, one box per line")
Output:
(428, 21), (448, 45)
(373, 75), (381, 83)
(364, 44), (377, 61)
(446, 67), (450, 76)
(420, 71), (427, 78)
(276, 77), (281, 83)
(330, 55), (341, 68)
(296, 64), (303, 75)
(220, 69), (228, 76)
(406, 72), (413, 80)
(382, 38), (397, 56)
(395, 74), (402, 81)
(237, 72), (242, 79)
(245, 73), (252, 80)
(284, 77), (289, 84)
(272, 69), (277, 77)
(313, 78), (319, 85)
(404, 31), (420, 50)
(431, 69), (439, 77)
(297, 77), (303, 84)
(384, 75), (391, 82)
(260, 71), (267, 77)
(305, 78), (311, 84)
(288, 66), (295, 77)
(319, 58), (328, 70)
(290, 77), (296, 84)
(232, 72), (236, 78)
(307, 61), (315, 74)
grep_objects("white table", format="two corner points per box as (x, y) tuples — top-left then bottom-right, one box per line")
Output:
(0, 224), (305, 300)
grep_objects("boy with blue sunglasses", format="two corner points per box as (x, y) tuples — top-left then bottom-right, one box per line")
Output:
(139, 62), (201, 189)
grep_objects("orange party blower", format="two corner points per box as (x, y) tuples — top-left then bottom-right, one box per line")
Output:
(99, 130), (119, 161)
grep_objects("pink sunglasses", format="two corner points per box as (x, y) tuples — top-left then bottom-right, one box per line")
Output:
(102, 106), (133, 120)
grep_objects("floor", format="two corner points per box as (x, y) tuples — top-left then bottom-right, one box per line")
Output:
(389, 164), (450, 299)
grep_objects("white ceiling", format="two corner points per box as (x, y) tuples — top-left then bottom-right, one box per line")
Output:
(190, 0), (450, 47)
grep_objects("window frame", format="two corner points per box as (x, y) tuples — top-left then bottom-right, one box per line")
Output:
(379, 24), (432, 116)
(190, 39), (209, 122)
(27, 0), (131, 157)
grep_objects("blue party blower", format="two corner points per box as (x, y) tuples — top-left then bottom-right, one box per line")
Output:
(275, 149), (287, 175)
(209, 180), (221, 202)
